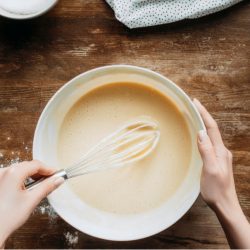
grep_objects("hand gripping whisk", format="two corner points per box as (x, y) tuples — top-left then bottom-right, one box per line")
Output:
(26, 118), (160, 190)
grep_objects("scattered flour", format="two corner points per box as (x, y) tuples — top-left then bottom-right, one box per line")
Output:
(0, 151), (4, 168)
(64, 231), (79, 247)
(35, 201), (58, 220)
(0, 143), (30, 168)
(10, 156), (21, 165)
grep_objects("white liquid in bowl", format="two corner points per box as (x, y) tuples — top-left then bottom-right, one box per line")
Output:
(58, 82), (192, 214)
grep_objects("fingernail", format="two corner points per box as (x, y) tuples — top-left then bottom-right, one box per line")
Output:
(54, 177), (65, 187)
(198, 130), (207, 143)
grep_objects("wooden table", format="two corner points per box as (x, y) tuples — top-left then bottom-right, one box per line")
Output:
(0, 1), (249, 248)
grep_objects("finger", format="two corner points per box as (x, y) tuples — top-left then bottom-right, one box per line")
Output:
(193, 99), (224, 148)
(28, 176), (64, 206)
(14, 160), (55, 182)
(197, 130), (217, 171)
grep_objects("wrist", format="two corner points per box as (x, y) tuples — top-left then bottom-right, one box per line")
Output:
(211, 197), (250, 249)
(0, 227), (11, 250)
(212, 197), (245, 225)
(0, 233), (7, 249)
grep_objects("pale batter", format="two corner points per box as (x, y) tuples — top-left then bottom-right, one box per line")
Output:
(58, 82), (191, 214)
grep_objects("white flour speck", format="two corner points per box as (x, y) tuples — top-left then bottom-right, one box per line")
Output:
(34, 201), (58, 224)
(10, 157), (20, 165)
(39, 206), (46, 215)
(64, 231), (79, 247)
(0, 152), (3, 158)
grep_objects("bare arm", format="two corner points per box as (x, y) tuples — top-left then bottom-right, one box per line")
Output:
(194, 99), (250, 249)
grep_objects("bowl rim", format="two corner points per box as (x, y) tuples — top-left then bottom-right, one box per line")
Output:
(0, 0), (58, 20)
(33, 65), (206, 241)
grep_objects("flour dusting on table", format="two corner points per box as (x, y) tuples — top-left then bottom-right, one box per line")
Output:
(0, 143), (30, 168)
(64, 231), (79, 247)
(34, 200), (58, 223)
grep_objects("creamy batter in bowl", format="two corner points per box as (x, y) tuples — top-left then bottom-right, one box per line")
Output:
(33, 65), (205, 241)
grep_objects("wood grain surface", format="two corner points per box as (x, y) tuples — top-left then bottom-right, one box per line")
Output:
(0, 0), (249, 248)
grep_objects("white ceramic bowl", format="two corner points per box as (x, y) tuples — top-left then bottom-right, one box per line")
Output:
(0, 0), (58, 20)
(33, 65), (205, 241)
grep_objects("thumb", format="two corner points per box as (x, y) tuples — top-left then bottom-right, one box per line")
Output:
(197, 130), (217, 170)
(29, 176), (64, 207)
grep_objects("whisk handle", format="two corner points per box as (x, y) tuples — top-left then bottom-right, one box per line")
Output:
(25, 169), (68, 191)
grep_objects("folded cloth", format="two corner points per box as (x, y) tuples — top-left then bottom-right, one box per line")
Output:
(106, 0), (242, 28)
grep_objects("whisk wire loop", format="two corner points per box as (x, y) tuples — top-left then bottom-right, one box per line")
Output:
(65, 118), (160, 178)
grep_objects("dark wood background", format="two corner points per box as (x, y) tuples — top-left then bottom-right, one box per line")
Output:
(0, 0), (249, 248)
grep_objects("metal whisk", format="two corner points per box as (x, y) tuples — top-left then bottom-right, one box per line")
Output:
(26, 117), (160, 190)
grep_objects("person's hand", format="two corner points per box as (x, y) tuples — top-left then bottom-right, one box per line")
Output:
(194, 99), (250, 249)
(193, 99), (238, 212)
(0, 160), (64, 248)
